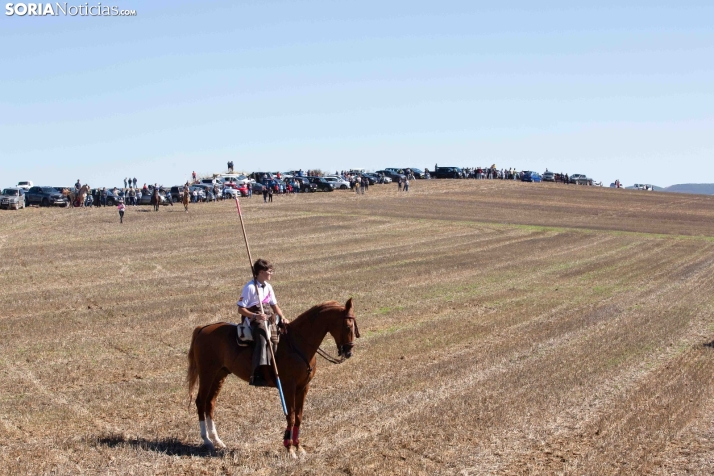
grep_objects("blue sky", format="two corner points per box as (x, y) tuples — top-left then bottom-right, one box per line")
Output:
(2, 1), (713, 187)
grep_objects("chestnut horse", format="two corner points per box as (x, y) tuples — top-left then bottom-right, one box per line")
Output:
(182, 191), (189, 212)
(187, 299), (359, 457)
(151, 188), (161, 211)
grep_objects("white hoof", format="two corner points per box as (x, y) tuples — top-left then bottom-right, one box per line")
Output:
(202, 440), (215, 451)
(213, 437), (226, 449)
(288, 446), (297, 459)
(296, 444), (306, 456)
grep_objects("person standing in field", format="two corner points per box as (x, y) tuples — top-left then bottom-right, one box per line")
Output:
(404, 177), (410, 192)
(117, 200), (125, 223)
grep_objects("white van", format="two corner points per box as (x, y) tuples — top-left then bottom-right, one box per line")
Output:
(201, 177), (222, 186)
(219, 174), (250, 185)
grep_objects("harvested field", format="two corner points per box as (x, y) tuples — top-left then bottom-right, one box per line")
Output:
(1, 180), (714, 475)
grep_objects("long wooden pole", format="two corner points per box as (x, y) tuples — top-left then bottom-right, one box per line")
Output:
(234, 196), (288, 416)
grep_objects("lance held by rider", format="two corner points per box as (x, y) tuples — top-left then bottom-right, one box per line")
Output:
(233, 196), (290, 416)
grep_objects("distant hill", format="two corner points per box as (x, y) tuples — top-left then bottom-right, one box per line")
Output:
(664, 184), (714, 195)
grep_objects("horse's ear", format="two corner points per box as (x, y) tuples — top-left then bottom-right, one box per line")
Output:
(344, 298), (353, 314)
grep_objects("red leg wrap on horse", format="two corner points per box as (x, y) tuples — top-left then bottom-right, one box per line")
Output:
(283, 427), (292, 448)
(292, 426), (300, 446)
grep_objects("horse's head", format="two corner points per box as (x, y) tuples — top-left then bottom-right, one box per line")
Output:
(327, 298), (360, 359)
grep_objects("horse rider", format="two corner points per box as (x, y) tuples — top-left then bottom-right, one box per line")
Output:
(236, 259), (286, 387)
(75, 179), (81, 193)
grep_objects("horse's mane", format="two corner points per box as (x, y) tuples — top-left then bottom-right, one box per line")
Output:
(291, 301), (343, 326)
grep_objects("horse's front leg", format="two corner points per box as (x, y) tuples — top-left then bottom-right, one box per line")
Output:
(282, 383), (297, 458)
(292, 384), (309, 456)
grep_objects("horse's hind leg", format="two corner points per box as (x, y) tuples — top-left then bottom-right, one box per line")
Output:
(195, 369), (221, 450)
(205, 369), (229, 449)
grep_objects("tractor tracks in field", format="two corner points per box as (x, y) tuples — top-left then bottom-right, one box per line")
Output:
(307, 240), (714, 470)
(0, 358), (114, 438)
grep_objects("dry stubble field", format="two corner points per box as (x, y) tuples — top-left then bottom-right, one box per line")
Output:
(2, 180), (714, 475)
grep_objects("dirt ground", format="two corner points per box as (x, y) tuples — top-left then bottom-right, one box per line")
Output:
(1, 180), (714, 475)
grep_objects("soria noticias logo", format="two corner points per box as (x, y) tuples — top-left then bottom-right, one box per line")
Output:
(5, 3), (137, 16)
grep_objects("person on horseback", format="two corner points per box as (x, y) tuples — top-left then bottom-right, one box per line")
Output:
(236, 259), (286, 387)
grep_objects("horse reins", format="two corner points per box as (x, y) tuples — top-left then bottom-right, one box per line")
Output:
(284, 323), (344, 372)
(284, 311), (359, 368)
(316, 346), (347, 364)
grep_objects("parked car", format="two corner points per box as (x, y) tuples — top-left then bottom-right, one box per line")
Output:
(542, 171), (555, 182)
(189, 185), (207, 201)
(433, 167), (464, 179)
(407, 168), (426, 179)
(293, 177), (317, 193)
(357, 174), (376, 185)
(251, 182), (266, 194)
(16, 181), (33, 191)
(250, 172), (276, 182)
(25, 186), (67, 207)
(307, 177), (335, 192)
(375, 170), (406, 182)
(267, 179), (286, 194)
(169, 186), (186, 202)
(222, 187), (240, 199)
(194, 184), (220, 200)
(1, 188), (26, 210)
(569, 174), (593, 185)
(235, 183), (249, 196)
(137, 190), (168, 206)
(324, 176), (350, 189)
(219, 174), (251, 185)
(201, 177), (223, 186)
(107, 189), (124, 206)
(221, 180), (239, 189)
(364, 172), (391, 184)
(521, 171), (542, 183)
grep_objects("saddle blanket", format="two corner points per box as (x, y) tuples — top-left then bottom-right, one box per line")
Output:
(235, 319), (272, 346)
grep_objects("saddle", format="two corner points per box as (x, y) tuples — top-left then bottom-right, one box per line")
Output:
(235, 306), (280, 348)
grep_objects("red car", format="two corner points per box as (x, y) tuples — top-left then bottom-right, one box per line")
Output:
(222, 180), (239, 189)
(237, 183), (249, 197)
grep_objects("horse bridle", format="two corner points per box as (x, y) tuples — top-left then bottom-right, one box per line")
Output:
(287, 312), (360, 367)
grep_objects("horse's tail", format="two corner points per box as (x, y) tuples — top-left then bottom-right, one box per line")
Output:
(186, 326), (203, 409)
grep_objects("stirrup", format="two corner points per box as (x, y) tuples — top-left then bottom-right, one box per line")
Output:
(249, 375), (269, 387)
